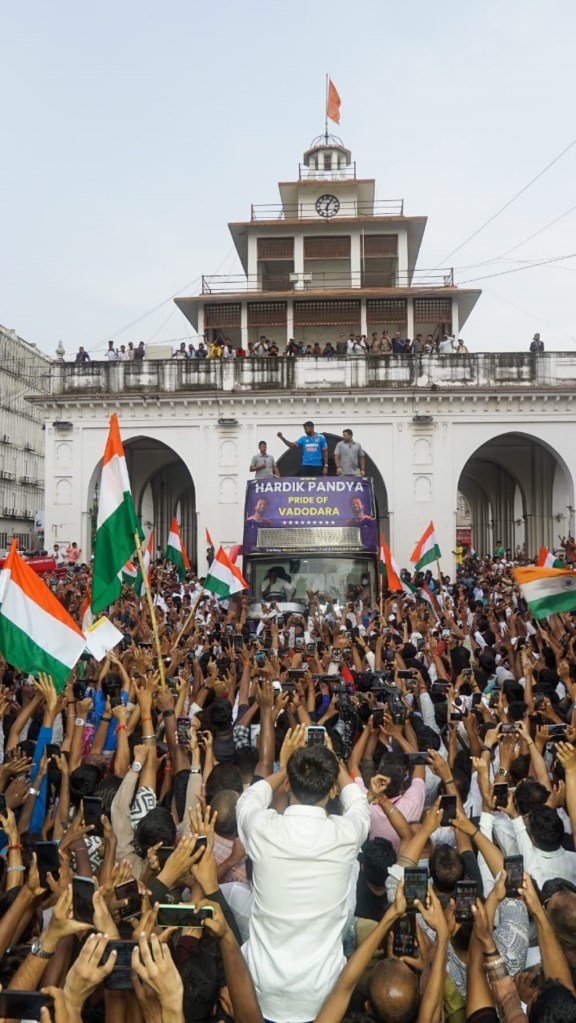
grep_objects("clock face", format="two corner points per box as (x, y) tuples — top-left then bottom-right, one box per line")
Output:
(315, 194), (340, 218)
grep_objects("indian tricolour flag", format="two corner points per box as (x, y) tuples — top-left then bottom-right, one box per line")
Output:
(91, 414), (143, 615)
(537, 546), (565, 569)
(0, 540), (86, 691)
(513, 565), (576, 619)
(380, 536), (413, 595)
(165, 519), (190, 581)
(411, 522), (441, 573)
(119, 560), (139, 589)
(204, 545), (247, 599)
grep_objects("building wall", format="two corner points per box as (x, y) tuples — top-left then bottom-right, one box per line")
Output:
(35, 353), (576, 574)
(0, 326), (51, 553)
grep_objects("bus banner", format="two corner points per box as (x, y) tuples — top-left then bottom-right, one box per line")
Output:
(244, 477), (377, 554)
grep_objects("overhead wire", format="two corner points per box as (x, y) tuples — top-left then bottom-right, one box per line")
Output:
(458, 250), (576, 285)
(435, 134), (576, 266)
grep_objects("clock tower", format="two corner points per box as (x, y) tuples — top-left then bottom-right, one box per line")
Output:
(176, 134), (480, 347)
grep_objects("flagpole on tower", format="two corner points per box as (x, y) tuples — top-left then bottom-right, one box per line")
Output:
(325, 73), (329, 142)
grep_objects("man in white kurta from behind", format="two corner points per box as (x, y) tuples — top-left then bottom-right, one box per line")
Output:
(236, 725), (370, 1023)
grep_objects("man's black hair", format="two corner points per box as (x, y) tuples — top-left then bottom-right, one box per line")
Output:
(359, 837), (397, 886)
(509, 753), (530, 786)
(235, 747), (259, 783)
(507, 700), (528, 722)
(204, 698), (233, 736)
(134, 807), (176, 856)
(528, 979), (576, 1021)
(205, 763), (243, 804)
(429, 844), (464, 893)
(287, 746), (339, 806)
(514, 778), (549, 817)
(375, 751), (407, 799)
(69, 764), (104, 807)
(529, 807), (564, 852)
(413, 723), (441, 753)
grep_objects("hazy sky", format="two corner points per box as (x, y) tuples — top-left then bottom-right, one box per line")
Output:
(2, 0), (576, 356)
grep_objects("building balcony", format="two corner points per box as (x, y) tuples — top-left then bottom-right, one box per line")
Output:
(200, 268), (454, 294)
(37, 353), (576, 402)
(250, 199), (404, 220)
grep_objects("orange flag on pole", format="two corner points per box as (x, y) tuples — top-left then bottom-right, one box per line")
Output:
(327, 78), (341, 124)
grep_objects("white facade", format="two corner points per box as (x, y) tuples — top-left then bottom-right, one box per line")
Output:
(0, 325), (50, 551)
(30, 139), (575, 572)
(32, 353), (576, 576)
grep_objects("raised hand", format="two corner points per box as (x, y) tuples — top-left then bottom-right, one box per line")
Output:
(62, 933), (117, 1012)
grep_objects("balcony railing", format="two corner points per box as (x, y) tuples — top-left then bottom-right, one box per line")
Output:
(43, 353), (576, 400)
(201, 268), (455, 294)
(250, 199), (404, 220)
(298, 163), (357, 180)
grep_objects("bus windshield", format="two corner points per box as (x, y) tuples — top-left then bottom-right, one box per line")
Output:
(250, 554), (377, 608)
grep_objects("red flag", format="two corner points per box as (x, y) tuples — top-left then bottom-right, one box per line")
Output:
(228, 544), (242, 564)
(327, 79), (341, 125)
(205, 528), (214, 548)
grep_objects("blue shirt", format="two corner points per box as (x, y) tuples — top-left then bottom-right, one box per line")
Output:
(296, 433), (327, 467)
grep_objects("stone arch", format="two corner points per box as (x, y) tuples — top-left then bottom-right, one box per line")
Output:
(457, 431), (574, 558)
(87, 436), (197, 567)
(276, 432), (390, 540)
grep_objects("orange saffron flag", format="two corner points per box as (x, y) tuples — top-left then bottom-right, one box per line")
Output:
(327, 79), (341, 124)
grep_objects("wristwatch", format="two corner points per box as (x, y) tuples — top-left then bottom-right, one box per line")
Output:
(131, 761), (143, 773)
(163, 709), (175, 718)
(496, 767), (508, 776)
(75, 717), (86, 727)
(31, 938), (54, 960)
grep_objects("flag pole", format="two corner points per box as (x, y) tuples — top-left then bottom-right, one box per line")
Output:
(325, 73), (329, 141)
(174, 589), (205, 649)
(134, 529), (166, 687)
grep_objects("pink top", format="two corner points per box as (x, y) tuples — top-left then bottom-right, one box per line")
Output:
(354, 775), (425, 850)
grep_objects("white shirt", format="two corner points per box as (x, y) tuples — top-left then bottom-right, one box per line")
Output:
(510, 815), (576, 887)
(105, 348), (119, 360)
(236, 778), (370, 1023)
(439, 336), (456, 353)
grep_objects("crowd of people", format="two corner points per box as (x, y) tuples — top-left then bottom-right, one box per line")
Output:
(1, 545), (576, 1021)
(76, 330), (551, 363)
(76, 332), (474, 364)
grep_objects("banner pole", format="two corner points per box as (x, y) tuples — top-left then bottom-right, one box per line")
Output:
(134, 529), (166, 687)
(174, 589), (205, 649)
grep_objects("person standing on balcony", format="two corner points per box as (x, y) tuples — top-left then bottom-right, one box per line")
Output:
(173, 342), (188, 359)
(439, 334), (456, 354)
(75, 346), (90, 363)
(254, 335), (270, 355)
(335, 332), (348, 355)
(250, 441), (280, 479)
(455, 338), (469, 354)
(334, 429), (366, 477)
(391, 332), (406, 354)
(134, 342), (146, 360)
(277, 421), (328, 477)
(530, 332), (545, 352)
(104, 340), (119, 361)
(118, 345), (129, 361)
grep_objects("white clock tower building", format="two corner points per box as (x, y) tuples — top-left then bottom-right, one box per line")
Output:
(176, 133), (480, 348)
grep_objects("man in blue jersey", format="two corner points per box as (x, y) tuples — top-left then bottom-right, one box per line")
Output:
(277, 421), (328, 477)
